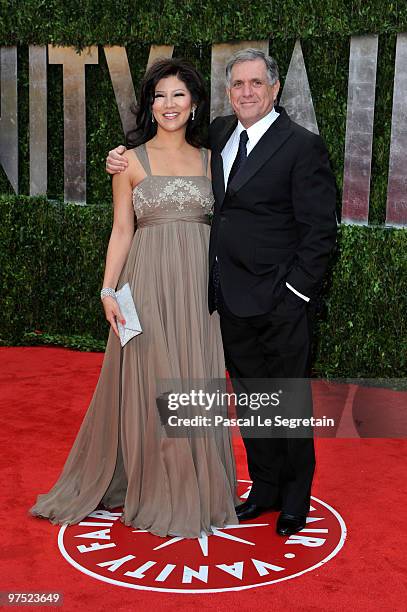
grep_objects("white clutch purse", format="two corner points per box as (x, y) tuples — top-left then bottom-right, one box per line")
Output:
(115, 283), (142, 347)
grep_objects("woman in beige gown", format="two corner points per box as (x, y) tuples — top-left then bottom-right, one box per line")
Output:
(29, 58), (239, 538)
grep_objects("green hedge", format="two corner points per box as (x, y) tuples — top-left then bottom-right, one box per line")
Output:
(1, 195), (406, 378)
(1, 1), (406, 46)
(0, 195), (111, 345)
(1, 5), (405, 219)
(0, 31), (398, 224)
(315, 224), (406, 378)
(1, 2), (406, 378)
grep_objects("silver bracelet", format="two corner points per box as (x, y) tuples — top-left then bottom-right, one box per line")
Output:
(100, 287), (116, 300)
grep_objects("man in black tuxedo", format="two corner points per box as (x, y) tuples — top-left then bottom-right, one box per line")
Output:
(105, 48), (337, 536)
(208, 49), (337, 535)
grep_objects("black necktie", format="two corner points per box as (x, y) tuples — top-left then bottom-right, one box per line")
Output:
(227, 130), (249, 188)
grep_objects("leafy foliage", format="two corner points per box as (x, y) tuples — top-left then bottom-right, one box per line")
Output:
(1, 3), (406, 377)
(1, 197), (405, 377)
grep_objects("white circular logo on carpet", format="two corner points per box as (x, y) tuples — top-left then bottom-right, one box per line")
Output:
(58, 480), (346, 593)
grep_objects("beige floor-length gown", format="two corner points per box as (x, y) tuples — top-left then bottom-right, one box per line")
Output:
(29, 144), (239, 538)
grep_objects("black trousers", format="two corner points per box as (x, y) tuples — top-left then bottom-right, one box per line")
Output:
(217, 285), (315, 517)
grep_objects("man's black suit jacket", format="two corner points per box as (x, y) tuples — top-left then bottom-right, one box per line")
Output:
(208, 106), (338, 317)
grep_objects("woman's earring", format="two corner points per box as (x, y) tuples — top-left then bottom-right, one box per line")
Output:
(191, 106), (196, 121)
(151, 114), (155, 123)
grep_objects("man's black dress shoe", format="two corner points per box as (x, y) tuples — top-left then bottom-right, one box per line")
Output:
(235, 500), (250, 514)
(235, 502), (278, 521)
(276, 512), (306, 536)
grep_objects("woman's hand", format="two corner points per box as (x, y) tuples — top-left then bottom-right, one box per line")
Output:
(102, 296), (126, 338)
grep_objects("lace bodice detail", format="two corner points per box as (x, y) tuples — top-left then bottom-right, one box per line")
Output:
(133, 176), (213, 216)
(130, 145), (214, 225)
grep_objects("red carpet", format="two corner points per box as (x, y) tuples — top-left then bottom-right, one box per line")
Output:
(1, 347), (406, 610)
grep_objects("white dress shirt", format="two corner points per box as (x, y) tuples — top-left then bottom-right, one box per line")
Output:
(220, 107), (310, 302)
(221, 107), (280, 186)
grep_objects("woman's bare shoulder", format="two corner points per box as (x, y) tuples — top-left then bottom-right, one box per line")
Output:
(124, 147), (141, 162)
(123, 147), (147, 184)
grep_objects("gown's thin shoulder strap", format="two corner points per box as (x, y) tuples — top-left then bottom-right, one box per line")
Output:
(201, 147), (209, 177)
(130, 143), (151, 176)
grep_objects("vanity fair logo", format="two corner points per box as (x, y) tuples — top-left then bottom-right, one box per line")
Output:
(58, 481), (346, 593)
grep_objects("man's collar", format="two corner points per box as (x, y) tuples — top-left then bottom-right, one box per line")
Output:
(236, 107), (280, 141)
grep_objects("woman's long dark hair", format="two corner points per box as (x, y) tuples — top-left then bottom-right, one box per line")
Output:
(126, 58), (209, 149)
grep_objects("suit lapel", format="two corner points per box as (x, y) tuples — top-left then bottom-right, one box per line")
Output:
(211, 151), (225, 208)
(211, 116), (237, 208)
(228, 108), (293, 196)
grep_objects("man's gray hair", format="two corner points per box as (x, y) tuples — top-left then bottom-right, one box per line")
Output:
(225, 48), (279, 86)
